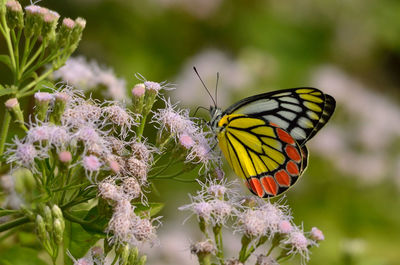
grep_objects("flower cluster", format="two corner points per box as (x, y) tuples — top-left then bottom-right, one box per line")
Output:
(180, 178), (324, 264)
(2, 73), (223, 264)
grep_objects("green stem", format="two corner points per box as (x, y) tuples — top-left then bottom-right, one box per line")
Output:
(21, 42), (46, 73)
(63, 211), (91, 225)
(136, 115), (147, 141)
(243, 236), (268, 261)
(1, 14), (16, 70)
(17, 68), (54, 97)
(238, 235), (252, 262)
(60, 168), (72, 204)
(213, 224), (224, 265)
(0, 111), (11, 166)
(0, 216), (30, 232)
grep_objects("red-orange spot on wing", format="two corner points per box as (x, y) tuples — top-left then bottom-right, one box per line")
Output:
(285, 145), (301, 162)
(261, 176), (278, 196)
(270, 122), (279, 127)
(274, 170), (291, 187)
(249, 178), (264, 197)
(286, 161), (299, 175)
(277, 128), (295, 145)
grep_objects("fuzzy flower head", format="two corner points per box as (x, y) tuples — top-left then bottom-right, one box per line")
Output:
(179, 199), (213, 223)
(131, 141), (154, 163)
(82, 155), (102, 178)
(121, 177), (141, 200)
(260, 200), (291, 235)
(186, 131), (220, 170)
(103, 105), (135, 130)
(152, 98), (197, 136)
(107, 200), (135, 244)
(197, 177), (238, 200)
(281, 227), (312, 264)
(179, 132), (195, 149)
(131, 216), (160, 245)
(236, 208), (268, 238)
(126, 156), (148, 183)
(210, 199), (232, 225)
(190, 240), (215, 255)
(6, 138), (42, 168)
(98, 180), (123, 201)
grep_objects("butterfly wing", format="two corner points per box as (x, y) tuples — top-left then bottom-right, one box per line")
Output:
(217, 114), (308, 198)
(224, 87), (336, 146)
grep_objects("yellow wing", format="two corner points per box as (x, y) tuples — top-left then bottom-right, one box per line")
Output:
(217, 114), (308, 198)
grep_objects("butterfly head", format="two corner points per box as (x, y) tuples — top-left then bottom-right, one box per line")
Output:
(209, 106), (223, 130)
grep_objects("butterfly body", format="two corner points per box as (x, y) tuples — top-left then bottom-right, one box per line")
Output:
(210, 87), (335, 198)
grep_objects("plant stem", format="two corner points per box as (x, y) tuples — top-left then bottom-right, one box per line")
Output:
(136, 114), (147, 141)
(1, 14), (16, 70)
(213, 224), (224, 265)
(0, 216), (30, 232)
(18, 68), (54, 97)
(238, 235), (251, 263)
(0, 111), (11, 166)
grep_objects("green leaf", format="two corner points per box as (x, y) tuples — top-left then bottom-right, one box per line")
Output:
(0, 55), (12, 69)
(0, 246), (47, 265)
(81, 207), (108, 236)
(64, 219), (102, 265)
(133, 202), (164, 217)
(0, 86), (16, 97)
(33, 80), (55, 93)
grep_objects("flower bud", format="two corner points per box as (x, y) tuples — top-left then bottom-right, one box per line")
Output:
(58, 151), (72, 164)
(128, 247), (138, 264)
(34, 92), (53, 121)
(119, 244), (130, 265)
(132, 83), (145, 114)
(51, 205), (63, 219)
(53, 219), (64, 244)
(56, 18), (75, 47)
(43, 205), (53, 231)
(24, 5), (45, 38)
(143, 81), (161, 115)
(6, 1), (23, 29)
(310, 227), (324, 242)
(5, 98), (25, 129)
(36, 214), (47, 241)
(50, 92), (68, 124)
(41, 10), (59, 43)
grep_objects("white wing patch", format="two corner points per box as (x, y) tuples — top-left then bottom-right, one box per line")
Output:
(236, 99), (279, 115)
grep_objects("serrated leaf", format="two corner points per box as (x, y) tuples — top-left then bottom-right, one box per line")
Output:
(133, 202), (164, 217)
(0, 55), (12, 69)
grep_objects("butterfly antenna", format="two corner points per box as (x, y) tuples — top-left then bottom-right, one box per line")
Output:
(193, 67), (217, 107)
(215, 72), (219, 107)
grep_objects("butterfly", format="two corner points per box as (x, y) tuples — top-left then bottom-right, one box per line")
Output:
(208, 87), (336, 198)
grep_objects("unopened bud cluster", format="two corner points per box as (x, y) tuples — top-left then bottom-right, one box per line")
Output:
(35, 204), (65, 259)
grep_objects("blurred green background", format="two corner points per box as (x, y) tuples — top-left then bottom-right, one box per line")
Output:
(3, 0), (400, 264)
